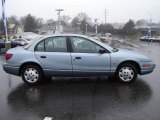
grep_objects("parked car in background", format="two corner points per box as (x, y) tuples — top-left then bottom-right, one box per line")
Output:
(0, 39), (5, 49)
(12, 38), (30, 46)
(105, 33), (112, 37)
(140, 36), (160, 42)
(0, 39), (24, 49)
(3, 34), (155, 85)
(100, 33), (112, 43)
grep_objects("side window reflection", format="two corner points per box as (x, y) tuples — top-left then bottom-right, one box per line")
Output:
(71, 37), (103, 53)
(35, 37), (67, 52)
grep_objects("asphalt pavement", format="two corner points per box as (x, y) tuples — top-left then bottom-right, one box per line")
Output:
(0, 42), (160, 120)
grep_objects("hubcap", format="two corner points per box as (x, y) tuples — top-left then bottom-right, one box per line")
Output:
(24, 68), (39, 83)
(119, 67), (134, 81)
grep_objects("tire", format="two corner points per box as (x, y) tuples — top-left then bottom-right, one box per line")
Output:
(21, 65), (43, 85)
(116, 64), (138, 83)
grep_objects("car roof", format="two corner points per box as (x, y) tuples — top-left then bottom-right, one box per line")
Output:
(32, 34), (95, 45)
(41, 34), (90, 39)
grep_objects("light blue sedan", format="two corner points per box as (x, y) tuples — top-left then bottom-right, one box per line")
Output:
(3, 34), (156, 85)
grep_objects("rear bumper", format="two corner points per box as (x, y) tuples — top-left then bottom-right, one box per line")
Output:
(3, 63), (19, 76)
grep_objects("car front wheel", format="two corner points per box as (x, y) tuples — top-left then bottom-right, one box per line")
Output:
(21, 65), (43, 85)
(116, 64), (138, 83)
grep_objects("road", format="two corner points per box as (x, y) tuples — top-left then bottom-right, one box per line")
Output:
(0, 42), (160, 120)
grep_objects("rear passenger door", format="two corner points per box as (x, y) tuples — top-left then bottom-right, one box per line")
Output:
(34, 36), (72, 76)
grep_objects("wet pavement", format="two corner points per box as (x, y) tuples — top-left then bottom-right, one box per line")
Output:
(0, 42), (160, 120)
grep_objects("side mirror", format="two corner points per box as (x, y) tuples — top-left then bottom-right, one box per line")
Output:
(99, 48), (106, 54)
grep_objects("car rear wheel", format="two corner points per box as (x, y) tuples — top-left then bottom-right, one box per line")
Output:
(21, 65), (43, 85)
(116, 64), (138, 83)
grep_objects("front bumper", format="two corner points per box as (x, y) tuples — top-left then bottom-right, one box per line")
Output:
(140, 61), (156, 75)
(140, 69), (154, 75)
(3, 63), (19, 76)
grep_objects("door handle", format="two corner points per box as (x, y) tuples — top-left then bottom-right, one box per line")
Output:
(40, 56), (46, 58)
(75, 57), (81, 59)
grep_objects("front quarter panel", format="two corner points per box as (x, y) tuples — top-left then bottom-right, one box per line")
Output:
(109, 52), (136, 72)
(110, 49), (155, 75)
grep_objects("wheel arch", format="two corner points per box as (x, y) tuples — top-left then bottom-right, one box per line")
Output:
(116, 60), (141, 74)
(19, 62), (44, 76)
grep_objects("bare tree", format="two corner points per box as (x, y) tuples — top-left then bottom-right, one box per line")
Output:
(46, 19), (56, 26)
(7, 15), (20, 26)
(71, 12), (92, 33)
(136, 19), (147, 27)
(36, 18), (44, 28)
(76, 12), (91, 23)
(61, 15), (71, 26)
(71, 17), (79, 27)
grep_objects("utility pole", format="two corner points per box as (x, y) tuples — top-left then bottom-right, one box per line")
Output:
(147, 13), (152, 37)
(55, 9), (64, 34)
(86, 23), (88, 35)
(94, 18), (98, 36)
(148, 19), (152, 37)
(105, 9), (107, 24)
(104, 9), (109, 25)
(77, 22), (81, 34)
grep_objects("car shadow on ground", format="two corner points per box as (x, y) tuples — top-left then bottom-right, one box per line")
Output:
(7, 77), (152, 120)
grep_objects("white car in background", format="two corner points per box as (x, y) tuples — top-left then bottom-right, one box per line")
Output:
(12, 38), (31, 46)
(100, 33), (112, 44)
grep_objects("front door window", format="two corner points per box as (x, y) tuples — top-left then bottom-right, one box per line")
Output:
(70, 37), (103, 53)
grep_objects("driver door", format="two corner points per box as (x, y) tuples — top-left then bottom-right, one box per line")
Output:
(70, 36), (111, 76)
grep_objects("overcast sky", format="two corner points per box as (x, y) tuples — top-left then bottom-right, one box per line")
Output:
(1, 0), (160, 23)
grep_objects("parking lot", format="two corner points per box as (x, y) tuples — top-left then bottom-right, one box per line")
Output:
(0, 42), (160, 120)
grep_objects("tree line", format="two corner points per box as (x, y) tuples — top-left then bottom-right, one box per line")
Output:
(0, 13), (160, 36)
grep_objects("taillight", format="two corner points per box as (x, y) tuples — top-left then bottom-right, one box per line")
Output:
(6, 53), (13, 60)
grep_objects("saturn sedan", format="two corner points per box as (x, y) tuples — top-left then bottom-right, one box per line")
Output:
(3, 34), (155, 85)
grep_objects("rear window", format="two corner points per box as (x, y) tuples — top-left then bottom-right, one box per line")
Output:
(35, 37), (67, 52)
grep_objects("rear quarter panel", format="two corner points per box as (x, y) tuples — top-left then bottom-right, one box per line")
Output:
(7, 47), (42, 67)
